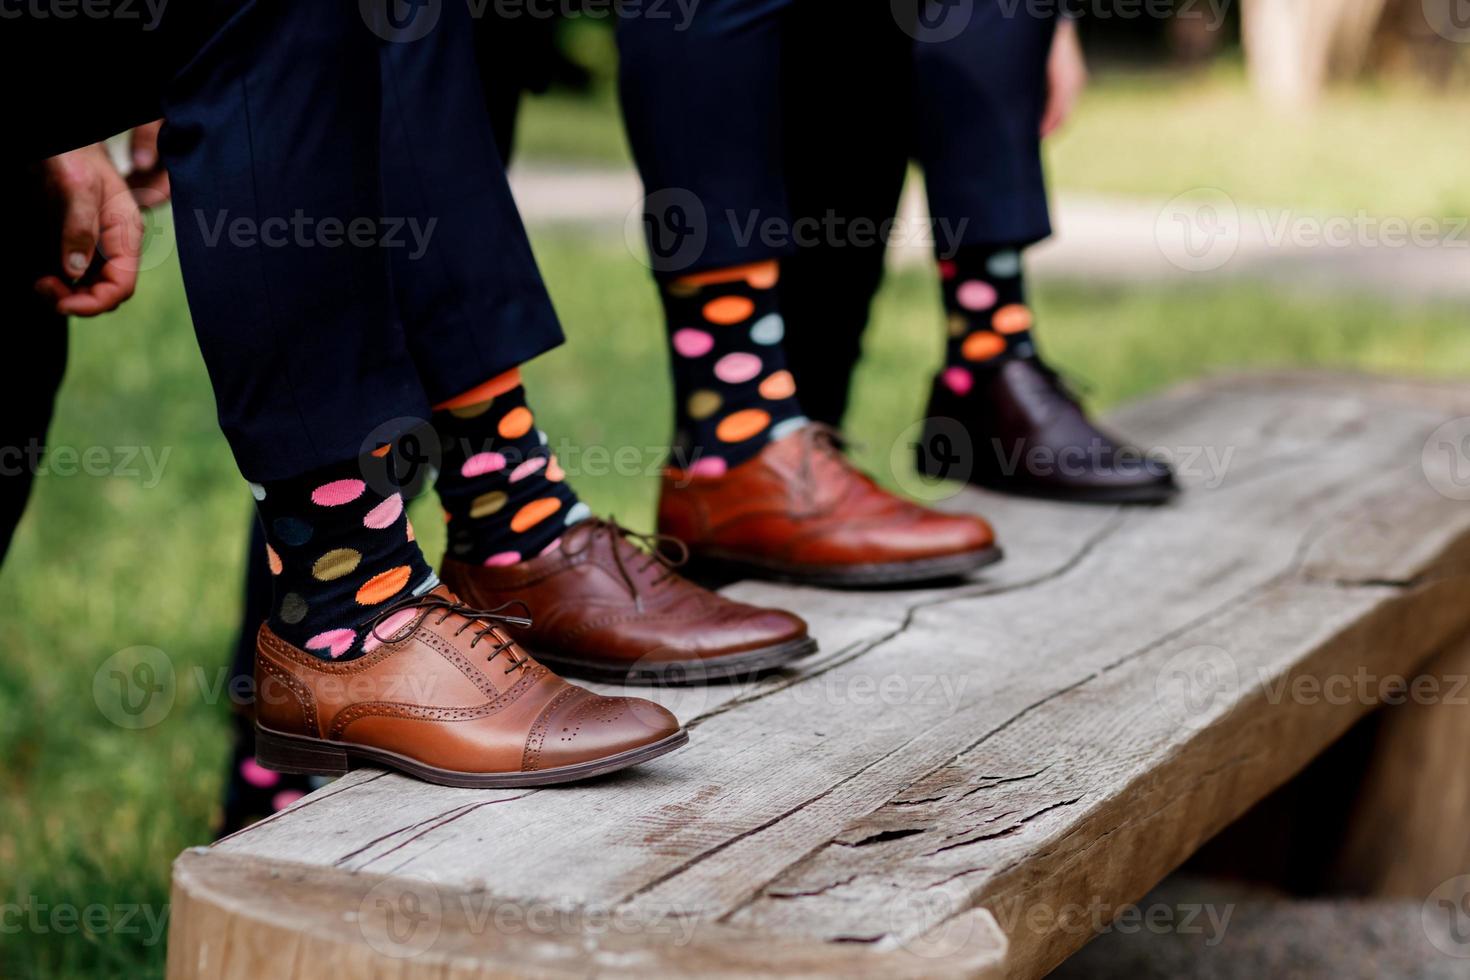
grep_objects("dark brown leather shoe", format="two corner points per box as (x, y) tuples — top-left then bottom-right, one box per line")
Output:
(253, 587), (686, 788)
(659, 424), (1001, 587)
(919, 358), (1177, 504)
(441, 518), (817, 684)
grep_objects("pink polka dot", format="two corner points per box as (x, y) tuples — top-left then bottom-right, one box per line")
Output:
(672, 328), (714, 358)
(509, 456), (547, 483)
(461, 452), (506, 478)
(362, 493), (404, 529)
(240, 758), (279, 789)
(938, 259), (958, 281)
(311, 479), (366, 507)
(540, 537), (563, 556)
(688, 456), (729, 478)
(363, 608), (419, 653)
(271, 790), (306, 812)
(942, 367), (974, 396)
(484, 551), (522, 567)
(305, 628), (356, 659)
(957, 280), (998, 312)
(714, 353), (763, 384)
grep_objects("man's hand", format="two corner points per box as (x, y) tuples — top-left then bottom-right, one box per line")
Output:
(1041, 18), (1088, 138)
(34, 142), (144, 317)
(126, 120), (171, 204)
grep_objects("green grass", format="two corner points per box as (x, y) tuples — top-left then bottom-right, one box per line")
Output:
(4, 225), (1469, 978)
(514, 64), (1470, 219)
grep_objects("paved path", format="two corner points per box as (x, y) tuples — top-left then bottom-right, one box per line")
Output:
(508, 166), (1470, 302)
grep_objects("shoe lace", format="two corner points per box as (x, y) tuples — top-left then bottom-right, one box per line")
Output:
(562, 516), (689, 600)
(368, 593), (535, 675)
(795, 422), (875, 498)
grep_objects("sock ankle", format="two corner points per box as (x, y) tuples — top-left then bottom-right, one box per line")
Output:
(659, 261), (807, 477)
(252, 452), (437, 661)
(433, 371), (588, 566)
(937, 245), (1036, 396)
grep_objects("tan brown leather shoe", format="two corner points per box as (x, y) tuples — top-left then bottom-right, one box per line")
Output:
(659, 424), (1002, 587)
(253, 587), (686, 788)
(441, 518), (817, 684)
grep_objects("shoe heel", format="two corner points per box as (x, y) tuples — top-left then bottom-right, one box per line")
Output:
(255, 725), (350, 777)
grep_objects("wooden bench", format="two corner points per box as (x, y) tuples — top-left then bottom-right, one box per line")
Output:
(166, 372), (1470, 978)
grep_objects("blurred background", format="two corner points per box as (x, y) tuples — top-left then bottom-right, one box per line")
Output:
(4, 5), (1470, 977)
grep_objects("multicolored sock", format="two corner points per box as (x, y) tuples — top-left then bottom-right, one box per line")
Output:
(252, 451), (437, 661)
(937, 245), (1036, 396)
(660, 260), (807, 476)
(433, 369), (588, 566)
(218, 713), (321, 836)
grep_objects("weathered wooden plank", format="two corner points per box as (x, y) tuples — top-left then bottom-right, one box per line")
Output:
(171, 373), (1470, 978)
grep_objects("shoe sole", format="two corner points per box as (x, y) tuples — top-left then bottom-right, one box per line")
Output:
(915, 435), (1178, 506)
(255, 724), (689, 788)
(685, 545), (1004, 589)
(530, 636), (820, 685)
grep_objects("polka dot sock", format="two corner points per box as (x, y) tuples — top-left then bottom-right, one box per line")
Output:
(433, 371), (587, 566)
(660, 261), (807, 476)
(937, 245), (1037, 397)
(252, 451), (437, 661)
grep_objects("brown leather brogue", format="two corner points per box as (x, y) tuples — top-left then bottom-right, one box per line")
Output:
(919, 357), (1177, 504)
(253, 587), (686, 787)
(658, 424), (1002, 587)
(442, 518), (816, 684)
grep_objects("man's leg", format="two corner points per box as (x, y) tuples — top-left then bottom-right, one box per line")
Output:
(375, 8), (814, 684)
(777, 4), (912, 428)
(617, 0), (1000, 588)
(913, 8), (1176, 503)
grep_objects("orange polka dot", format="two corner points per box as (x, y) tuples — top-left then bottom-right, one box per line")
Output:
(546, 456), (565, 482)
(744, 261), (779, 289)
(370, 443), (393, 458)
(498, 406), (534, 439)
(962, 332), (1007, 362)
(442, 508), (453, 524)
(716, 409), (772, 443)
(992, 304), (1033, 335)
(703, 296), (755, 325)
(355, 565), (413, 605)
(758, 370), (796, 400)
(510, 497), (562, 533)
(406, 519), (416, 543)
(266, 544), (282, 576)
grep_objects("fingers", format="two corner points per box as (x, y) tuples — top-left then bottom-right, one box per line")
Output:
(57, 164), (103, 280)
(130, 120), (162, 172)
(36, 168), (144, 317)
